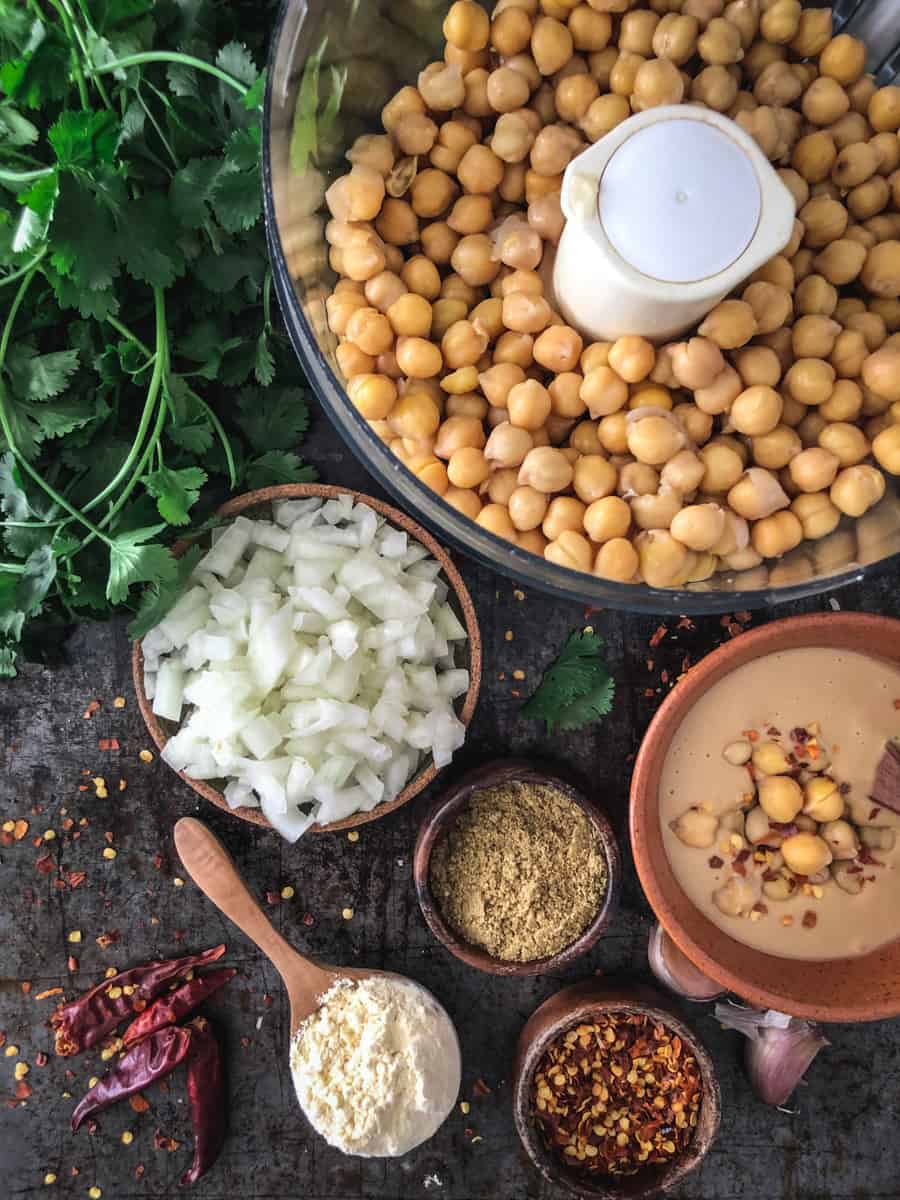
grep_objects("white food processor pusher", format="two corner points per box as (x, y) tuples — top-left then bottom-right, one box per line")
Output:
(552, 106), (797, 344)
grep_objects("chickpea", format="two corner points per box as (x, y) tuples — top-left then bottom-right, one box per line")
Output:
(518, 445), (574, 492)
(790, 6), (831, 56)
(594, 537), (638, 581)
(713, 876), (759, 918)
(580, 366), (627, 419)
(502, 291), (553, 335)
(542, 495), (587, 541)
(568, 6), (611, 52)
(873, 425), (900, 474)
(670, 337), (726, 389)
(632, 57), (685, 110)
(337, 341), (376, 380)
(555, 73), (600, 123)
(791, 130), (837, 185)
(661, 449), (705, 494)
(751, 509), (803, 559)
(401, 255), (441, 300)
(443, 485), (482, 520)
(627, 415), (684, 465)
(476, 502), (517, 542)
(455, 145), (503, 197)
(569, 454), (615, 504)
(796, 411), (827, 448)
(630, 485), (682, 531)
(820, 34), (868, 87)
(697, 17), (743, 66)
(417, 62), (467, 113)
(409, 168), (457, 219)
(862, 241), (900, 299)
(652, 12), (699, 64)
(799, 195), (846, 249)
(545, 529), (593, 572)
(790, 316), (838, 363)
(846, 310), (888, 351)
(434, 414), (485, 459)
(508, 485), (548, 532)
(784, 358), (836, 407)
(830, 464), (887, 517)
(777, 166), (810, 211)
(789, 446), (840, 493)
(598, 336), (653, 385)
(531, 15), (574, 75)
(698, 299), (757, 349)
(486, 66), (532, 115)
(758, 774), (803, 822)
(728, 467), (790, 520)
(813, 239), (867, 288)
(700, 442), (744, 493)
(816, 424), (869, 472)
(548, 372), (587, 420)
(792, 491), (841, 540)
(753, 60), (802, 108)
(740, 282), (792, 336)
(447, 195), (494, 237)
(669, 502), (725, 552)
(579, 494), (628, 543)
(861, 347), (900, 403)
(531, 325), (582, 374)
(868, 86), (900, 136)
(443, 0), (489, 51)
(730, 385), (783, 436)
(484, 421), (534, 469)
(670, 807), (719, 849)
(832, 141), (878, 191)
(446, 445), (490, 489)
(781, 832), (833, 876)
(734, 345), (782, 388)
(609, 50), (646, 98)
(618, 462), (660, 497)
(752, 425), (801, 470)
(635, 530), (689, 587)
(801, 76), (849, 128)
(820, 376), (864, 422)
(873, 131), (900, 176)
(507, 379), (553, 431)
(492, 6), (533, 56)
(753, 740), (791, 775)
(848, 175), (890, 223)
(347, 373), (398, 421)
(495, 329), (535, 367)
(691, 64), (739, 111)
(580, 93), (631, 141)
(821, 819), (860, 861)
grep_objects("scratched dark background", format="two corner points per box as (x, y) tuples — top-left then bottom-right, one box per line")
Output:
(2, 416), (899, 1200)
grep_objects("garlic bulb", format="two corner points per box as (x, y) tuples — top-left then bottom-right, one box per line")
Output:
(647, 924), (724, 1001)
(715, 1002), (829, 1108)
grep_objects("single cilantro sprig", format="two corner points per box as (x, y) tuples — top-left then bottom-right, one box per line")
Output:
(522, 629), (616, 735)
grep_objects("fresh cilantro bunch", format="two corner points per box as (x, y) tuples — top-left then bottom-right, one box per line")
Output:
(522, 629), (616, 734)
(0, 0), (315, 674)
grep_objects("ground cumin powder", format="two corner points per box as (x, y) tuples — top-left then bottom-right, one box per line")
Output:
(429, 780), (608, 962)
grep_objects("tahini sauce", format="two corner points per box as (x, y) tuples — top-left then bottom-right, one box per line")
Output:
(660, 648), (900, 961)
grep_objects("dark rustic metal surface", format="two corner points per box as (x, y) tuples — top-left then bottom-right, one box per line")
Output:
(2, 419), (899, 1200)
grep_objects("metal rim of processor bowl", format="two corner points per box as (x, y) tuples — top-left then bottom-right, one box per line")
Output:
(261, 0), (899, 616)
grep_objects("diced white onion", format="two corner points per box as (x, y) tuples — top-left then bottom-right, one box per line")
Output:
(142, 498), (469, 840)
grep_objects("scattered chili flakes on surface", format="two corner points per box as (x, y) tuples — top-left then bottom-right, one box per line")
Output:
(265, 890), (280, 906)
(473, 1078), (492, 1096)
(35, 1052), (47, 1067)
(20, 981), (31, 994)
(101, 848), (116, 861)
(708, 856), (724, 869)
(531, 1013), (701, 1178)
(5, 1044), (19, 1057)
(139, 750), (154, 763)
(649, 624), (668, 648)
(121, 1131), (133, 1145)
(44, 1172), (56, 1185)
(14, 1061), (29, 1080)
(35, 855), (55, 876)
(113, 696), (126, 709)
(68, 871), (86, 889)
(134, 1164), (145, 1180)
(342, 907), (354, 920)
(35, 987), (62, 1000)
(152, 854), (163, 870)
(83, 700), (100, 719)
(13, 819), (28, 840)
(92, 778), (108, 799)
(15, 1080), (32, 1100)
(95, 931), (119, 949)
(67, 930), (82, 944)
(892, 698), (900, 710)
(281, 885), (295, 900)
(98, 738), (120, 751)
(0, 1032), (5, 1048)
(129, 1094), (150, 1113)
(802, 910), (818, 929)
(302, 913), (315, 927)
(347, 831), (359, 842)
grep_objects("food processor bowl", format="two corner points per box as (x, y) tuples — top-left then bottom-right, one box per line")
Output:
(263, 0), (900, 614)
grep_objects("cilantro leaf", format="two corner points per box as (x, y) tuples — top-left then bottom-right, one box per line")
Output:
(117, 194), (185, 288)
(522, 630), (617, 735)
(128, 544), (202, 638)
(50, 175), (120, 291)
(216, 42), (258, 88)
(48, 109), (119, 168)
(236, 386), (309, 452)
(18, 172), (58, 220)
(0, 452), (30, 521)
(47, 267), (119, 319)
(169, 156), (223, 228)
(142, 465), (207, 525)
(245, 451), (317, 489)
(224, 126), (260, 171)
(7, 347), (79, 400)
(0, 104), (39, 145)
(242, 70), (266, 111)
(211, 164), (261, 232)
(15, 543), (56, 614)
(254, 334), (275, 386)
(106, 525), (178, 604)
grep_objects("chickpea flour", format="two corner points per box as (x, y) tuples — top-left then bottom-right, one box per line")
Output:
(660, 647), (900, 961)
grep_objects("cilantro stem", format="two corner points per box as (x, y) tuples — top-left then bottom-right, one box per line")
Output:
(0, 248), (48, 290)
(262, 267), (273, 332)
(0, 167), (55, 186)
(91, 53), (249, 96)
(0, 563), (26, 574)
(82, 289), (167, 518)
(105, 315), (152, 358)
(48, 0), (91, 110)
(194, 394), (237, 489)
(135, 82), (179, 171)
(57, 0), (114, 110)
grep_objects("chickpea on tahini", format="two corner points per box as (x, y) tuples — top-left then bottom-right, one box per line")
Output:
(323, 7), (899, 586)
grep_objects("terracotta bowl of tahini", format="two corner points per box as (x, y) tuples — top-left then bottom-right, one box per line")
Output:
(132, 484), (481, 834)
(513, 979), (721, 1200)
(630, 611), (900, 1023)
(413, 758), (622, 975)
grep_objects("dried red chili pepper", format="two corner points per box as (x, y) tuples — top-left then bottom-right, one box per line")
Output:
(122, 968), (236, 1046)
(71, 1025), (193, 1131)
(51, 945), (225, 1056)
(181, 1017), (225, 1187)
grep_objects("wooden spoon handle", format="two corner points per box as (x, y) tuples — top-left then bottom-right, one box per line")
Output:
(173, 817), (307, 987)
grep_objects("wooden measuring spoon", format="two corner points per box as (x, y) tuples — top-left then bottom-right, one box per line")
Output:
(174, 817), (380, 1033)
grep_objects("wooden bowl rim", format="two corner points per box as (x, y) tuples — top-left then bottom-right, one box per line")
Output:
(511, 979), (722, 1200)
(132, 483), (482, 834)
(412, 758), (622, 976)
(629, 610), (900, 1022)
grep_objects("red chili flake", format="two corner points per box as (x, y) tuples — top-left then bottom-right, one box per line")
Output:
(35, 1051), (48, 1067)
(21, 981), (31, 994)
(53, 878), (66, 891)
(0, 1032), (6, 1048)
(302, 913), (315, 927)
(35, 987), (62, 1000)
(15, 1081), (32, 1100)
(464, 1127), (476, 1139)
(262, 993), (274, 1008)
(869, 806), (881, 820)
(727, 622), (742, 638)
(98, 737), (120, 751)
(643, 687), (655, 697)
(129, 1094), (150, 1113)
(153, 1130), (180, 1152)
(134, 1164), (146, 1181)
(104, 830), (114, 844)
(61, 817), (74, 831)
(472, 1078), (492, 1096)
(86, 1118), (99, 1135)
(35, 855), (55, 875)
(31, 835), (42, 848)
(649, 624), (668, 648)
(753, 903), (769, 916)
(67, 956), (79, 973)
(893, 699), (900, 710)
(761, 869), (780, 882)
(802, 911), (817, 929)
(847, 865), (864, 875)
(646, 658), (654, 671)
(676, 616), (694, 631)
(96, 931), (119, 949)
(735, 848), (751, 864)
(733, 861), (747, 877)
(0, 832), (12, 848)
(719, 614), (732, 628)
(83, 700), (101, 719)
(70, 1166), (79, 1176)
(240, 1037), (251, 1049)
(152, 854), (163, 870)
(766, 726), (781, 737)
(858, 847), (883, 867)
(68, 871), (87, 889)
(708, 855), (724, 869)
(660, 669), (669, 685)
(735, 611), (752, 624)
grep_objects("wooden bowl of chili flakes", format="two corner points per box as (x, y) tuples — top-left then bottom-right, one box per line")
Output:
(512, 980), (721, 1200)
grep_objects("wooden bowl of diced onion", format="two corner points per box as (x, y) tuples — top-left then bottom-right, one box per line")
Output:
(132, 484), (482, 835)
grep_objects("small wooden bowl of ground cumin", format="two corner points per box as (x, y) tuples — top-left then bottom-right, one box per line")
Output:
(413, 759), (621, 975)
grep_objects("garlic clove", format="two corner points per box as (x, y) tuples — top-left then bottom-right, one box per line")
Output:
(715, 1002), (829, 1108)
(647, 923), (724, 1002)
